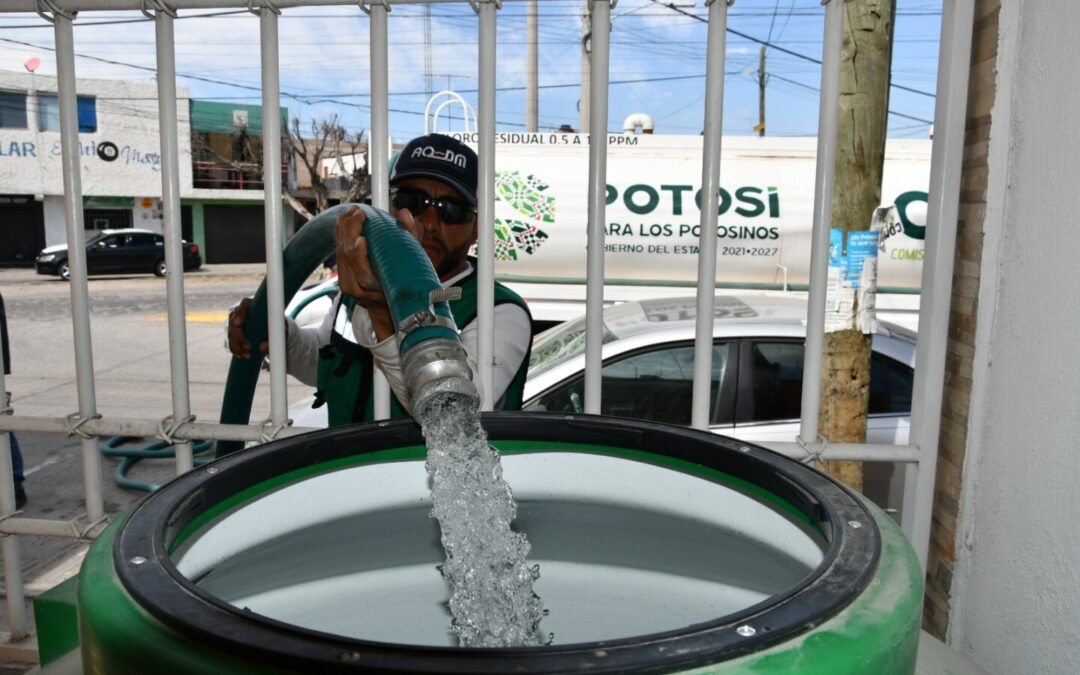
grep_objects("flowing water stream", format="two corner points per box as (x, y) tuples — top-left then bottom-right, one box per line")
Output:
(417, 392), (547, 647)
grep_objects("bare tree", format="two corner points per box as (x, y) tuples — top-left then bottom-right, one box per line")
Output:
(286, 115), (368, 217)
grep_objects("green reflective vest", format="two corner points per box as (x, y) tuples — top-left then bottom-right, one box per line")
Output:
(313, 267), (531, 426)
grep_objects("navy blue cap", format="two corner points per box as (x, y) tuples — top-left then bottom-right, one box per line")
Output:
(389, 134), (478, 206)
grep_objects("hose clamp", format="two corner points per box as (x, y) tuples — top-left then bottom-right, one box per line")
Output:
(65, 412), (102, 440)
(796, 434), (829, 465)
(36, 0), (76, 23)
(395, 287), (462, 342)
(157, 414), (195, 446)
(358, 0), (391, 14)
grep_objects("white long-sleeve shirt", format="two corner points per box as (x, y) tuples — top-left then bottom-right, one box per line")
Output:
(284, 264), (532, 413)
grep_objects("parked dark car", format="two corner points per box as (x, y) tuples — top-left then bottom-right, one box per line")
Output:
(35, 229), (202, 280)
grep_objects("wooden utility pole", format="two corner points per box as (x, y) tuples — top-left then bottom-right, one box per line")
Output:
(818, 0), (896, 491)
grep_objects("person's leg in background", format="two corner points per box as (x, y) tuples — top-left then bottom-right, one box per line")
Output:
(8, 432), (25, 509)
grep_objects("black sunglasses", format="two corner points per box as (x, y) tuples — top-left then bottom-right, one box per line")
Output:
(390, 187), (475, 226)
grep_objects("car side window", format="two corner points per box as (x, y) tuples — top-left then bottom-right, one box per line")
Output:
(130, 234), (158, 248)
(738, 341), (915, 424)
(531, 343), (729, 426)
(99, 236), (122, 249)
(868, 353), (914, 414)
(741, 341), (805, 423)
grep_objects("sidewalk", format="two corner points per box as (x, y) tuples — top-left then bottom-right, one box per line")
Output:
(0, 263), (269, 287)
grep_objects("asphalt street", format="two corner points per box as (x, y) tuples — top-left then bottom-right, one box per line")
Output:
(0, 263), (319, 668)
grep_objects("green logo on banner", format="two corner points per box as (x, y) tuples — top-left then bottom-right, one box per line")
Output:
(494, 170), (553, 261)
(894, 190), (929, 241)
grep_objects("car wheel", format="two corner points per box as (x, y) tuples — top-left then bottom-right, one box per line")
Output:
(58, 261), (71, 281)
(154, 259), (167, 277)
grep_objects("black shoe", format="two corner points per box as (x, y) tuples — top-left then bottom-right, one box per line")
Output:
(14, 488), (26, 510)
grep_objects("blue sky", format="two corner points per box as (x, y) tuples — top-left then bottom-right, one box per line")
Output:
(0, 0), (941, 143)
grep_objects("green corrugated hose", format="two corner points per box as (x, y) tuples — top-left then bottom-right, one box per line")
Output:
(101, 437), (215, 493)
(216, 204), (442, 456)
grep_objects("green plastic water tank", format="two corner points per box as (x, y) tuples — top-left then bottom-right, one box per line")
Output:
(77, 413), (922, 674)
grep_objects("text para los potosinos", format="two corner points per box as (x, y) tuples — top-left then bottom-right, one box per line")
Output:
(603, 182), (780, 255)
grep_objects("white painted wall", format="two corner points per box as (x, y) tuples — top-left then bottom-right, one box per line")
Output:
(950, 2), (1080, 674)
(0, 70), (192, 199)
(0, 70), (226, 246)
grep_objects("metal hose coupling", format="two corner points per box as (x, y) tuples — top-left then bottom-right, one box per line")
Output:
(401, 336), (480, 418)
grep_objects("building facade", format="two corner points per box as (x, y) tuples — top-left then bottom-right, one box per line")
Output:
(0, 70), (288, 266)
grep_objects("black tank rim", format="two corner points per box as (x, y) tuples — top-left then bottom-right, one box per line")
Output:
(114, 412), (881, 674)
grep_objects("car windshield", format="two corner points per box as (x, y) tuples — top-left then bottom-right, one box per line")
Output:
(85, 232), (109, 246)
(528, 316), (615, 379)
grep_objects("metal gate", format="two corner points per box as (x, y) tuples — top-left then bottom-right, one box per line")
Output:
(0, 0), (974, 652)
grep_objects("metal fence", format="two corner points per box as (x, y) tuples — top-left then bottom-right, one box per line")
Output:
(0, 0), (974, 647)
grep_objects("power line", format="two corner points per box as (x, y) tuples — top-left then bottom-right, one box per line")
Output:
(768, 73), (932, 125)
(647, 0), (937, 99)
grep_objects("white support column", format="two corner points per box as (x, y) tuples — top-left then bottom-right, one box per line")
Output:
(583, 0), (610, 415)
(54, 10), (106, 525)
(153, 7), (195, 473)
(367, 1), (392, 420)
(476, 0), (498, 410)
(690, 0), (731, 430)
(798, 0), (844, 447)
(0, 362), (25, 640)
(902, 0), (975, 570)
(258, 5), (289, 429)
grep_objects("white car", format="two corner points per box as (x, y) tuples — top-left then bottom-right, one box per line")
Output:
(288, 293), (913, 513)
(521, 295), (915, 515)
(290, 292), (914, 448)
(523, 295), (915, 446)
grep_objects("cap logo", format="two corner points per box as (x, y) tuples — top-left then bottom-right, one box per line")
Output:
(410, 145), (468, 169)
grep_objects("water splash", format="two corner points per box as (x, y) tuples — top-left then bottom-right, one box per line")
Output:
(417, 392), (546, 647)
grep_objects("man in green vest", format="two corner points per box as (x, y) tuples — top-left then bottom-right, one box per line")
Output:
(228, 134), (532, 425)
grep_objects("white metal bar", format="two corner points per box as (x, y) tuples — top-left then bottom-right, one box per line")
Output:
(0, 433), (26, 639)
(526, 0), (538, 132)
(690, 0), (731, 430)
(154, 9), (195, 473)
(476, 0), (497, 410)
(798, 0), (844, 444)
(755, 442), (922, 463)
(0, 262), (25, 639)
(578, 0), (591, 133)
(368, 2), (389, 252)
(0, 516), (107, 540)
(259, 7), (289, 428)
(583, 0), (610, 415)
(370, 1), (391, 420)
(54, 12), (107, 525)
(4, 0), (494, 10)
(0, 414), (316, 443)
(903, 0), (975, 570)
